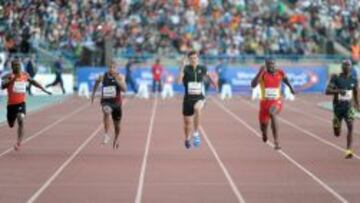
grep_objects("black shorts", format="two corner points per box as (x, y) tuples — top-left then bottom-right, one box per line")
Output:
(101, 103), (122, 121)
(333, 104), (355, 126)
(182, 99), (205, 116)
(7, 102), (26, 128)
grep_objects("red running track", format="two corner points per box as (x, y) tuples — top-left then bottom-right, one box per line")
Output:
(0, 95), (359, 203)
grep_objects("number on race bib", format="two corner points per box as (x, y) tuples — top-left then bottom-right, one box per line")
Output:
(13, 81), (27, 93)
(102, 86), (116, 98)
(264, 88), (279, 99)
(188, 82), (202, 95)
(339, 90), (353, 101)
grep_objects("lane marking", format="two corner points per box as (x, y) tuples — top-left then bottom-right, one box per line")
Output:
(200, 126), (246, 203)
(0, 103), (90, 158)
(135, 98), (158, 203)
(241, 98), (360, 160)
(213, 98), (349, 203)
(26, 124), (103, 203)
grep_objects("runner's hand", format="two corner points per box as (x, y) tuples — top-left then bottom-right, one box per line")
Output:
(339, 89), (346, 96)
(115, 74), (125, 82)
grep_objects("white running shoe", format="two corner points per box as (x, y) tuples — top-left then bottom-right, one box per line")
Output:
(192, 132), (201, 148)
(103, 134), (110, 145)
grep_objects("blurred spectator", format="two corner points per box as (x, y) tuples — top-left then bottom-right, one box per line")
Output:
(215, 59), (229, 93)
(0, 0), (357, 59)
(125, 58), (138, 93)
(25, 54), (37, 95)
(46, 57), (66, 94)
(290, 0), (360, 56)
(151, 58), (163, 94)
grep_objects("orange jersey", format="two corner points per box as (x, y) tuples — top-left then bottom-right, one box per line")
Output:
(259, 69), (285, 100)
(7, 73), (28, 105)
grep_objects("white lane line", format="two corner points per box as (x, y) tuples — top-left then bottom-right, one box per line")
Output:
(213, 98), (349, 203)
(26, 124), (103, 203)
(241, 99), (360, 160)
(287, 105), (330, 123)
(135, 97), (158, 203)
(200, 126), (246, 203)
(286, 104), (360, 136)
(0, 103), (90, 158)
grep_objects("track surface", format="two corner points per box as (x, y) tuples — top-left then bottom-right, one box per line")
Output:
(0, 94), (359, 203)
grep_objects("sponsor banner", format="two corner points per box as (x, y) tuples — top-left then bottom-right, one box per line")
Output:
(216, 66), (327, 94)
(76, 65), (328, 94)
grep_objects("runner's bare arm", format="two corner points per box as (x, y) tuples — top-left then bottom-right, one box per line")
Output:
(1, 74), (16, 89)
(353, 83), (359, 110)
(177, 57), (186, 84)
(28, 77), (52, 95)
(282, 76), (296, 94)
(115, 74), (127, 92)
(251, 66), (265, 88)
(91, 75), (103, 103)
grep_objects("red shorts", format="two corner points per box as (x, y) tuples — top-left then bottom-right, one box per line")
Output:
(259, 99), (283, 124)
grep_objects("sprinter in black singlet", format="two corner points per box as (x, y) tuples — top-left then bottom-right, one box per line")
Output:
(91, 61), (127, 149)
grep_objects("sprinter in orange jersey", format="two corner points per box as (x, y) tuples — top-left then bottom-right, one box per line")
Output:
(251, 59), (295, 150)
(1, 59), (51, 151)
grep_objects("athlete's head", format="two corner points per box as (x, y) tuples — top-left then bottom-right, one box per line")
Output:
(11, 59), (21, 74)
(188, 51), (199, 66)
(342, 59), (351, 75)
(265, 58), (275, 73)
(108, 61), (117, 75)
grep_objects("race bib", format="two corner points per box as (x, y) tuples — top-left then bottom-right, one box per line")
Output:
(13, 81), (27, 93)
(264, 88), (279, 99)
(188, 82), (202, 95)
(102, 86), (116, 98)
(339, 90), (353, 101)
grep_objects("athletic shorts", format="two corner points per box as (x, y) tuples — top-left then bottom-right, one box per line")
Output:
(101, 103), (122, 121)
(7, 102), (26, 128)
(333, 104), (355, 127)
(259, 99), (283, 124)
(182, 99), (205, 116)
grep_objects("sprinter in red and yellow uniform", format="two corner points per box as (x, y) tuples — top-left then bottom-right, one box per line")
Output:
(251, 59), (295, 150)
(1, 59), (51, 151)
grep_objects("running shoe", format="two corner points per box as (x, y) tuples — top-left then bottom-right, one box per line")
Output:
(103, 134), (110, 145)
(185, 139), (191, 149)
(345, 149), (354, 159)
(274, 142), (281, 150)
(262, 134), (268, 143)
(113, 142), (119, 149)
(14, 143), (21, 151)
(192, 133), (201, 148)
